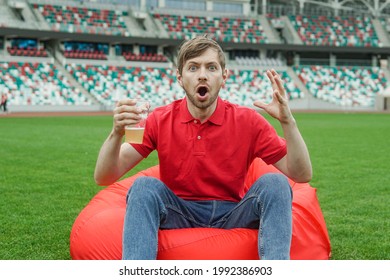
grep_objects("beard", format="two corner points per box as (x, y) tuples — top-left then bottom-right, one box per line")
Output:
(184, 89), (219, 110)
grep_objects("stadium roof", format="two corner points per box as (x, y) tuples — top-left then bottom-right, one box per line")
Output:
(259, 0), (390, 17)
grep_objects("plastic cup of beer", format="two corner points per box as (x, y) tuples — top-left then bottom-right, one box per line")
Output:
(125, 100), (150, 144)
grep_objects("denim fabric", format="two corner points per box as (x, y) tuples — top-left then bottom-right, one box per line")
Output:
(122, 174), (292, 260)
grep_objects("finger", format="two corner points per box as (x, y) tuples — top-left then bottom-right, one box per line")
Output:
(116, 98), (137, 107)
(116, 119), (141, 127)
(270, 69), (278, 77)
(114, 110), (141, 125)
(270, 69), (283, 86)
(270, 69), (283, 85)
(274, 76), (287, 97)
(115, 112), (141, 121)
(266, 70), (278, 91)
(114, 113), (141, 130)
(269, 70), (287, 99)
(273, 89), (287, 105)
(266, 70), (275, 84)
(114, 104), (140, 115)
(253, 100), (267, 109)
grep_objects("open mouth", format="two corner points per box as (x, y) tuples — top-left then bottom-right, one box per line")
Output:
(197, 86), (208, 97)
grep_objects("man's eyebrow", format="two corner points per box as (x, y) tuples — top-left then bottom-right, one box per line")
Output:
(186, 60), (219, 65)
(187, 60), (199, 65)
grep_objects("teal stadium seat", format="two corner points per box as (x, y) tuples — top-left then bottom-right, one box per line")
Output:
(154, 14), (269, 43)
(0, 62), (92, 105)
(66, 64), (181, 106)
(36, 4), (130, 36)
(222, 69), (302, 106)
(295, 65), (388, 107)
(290, 15), (380, 47)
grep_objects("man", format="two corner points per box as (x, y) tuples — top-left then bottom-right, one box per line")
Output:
(1, 92), (8, 113)
(94, 35), (312, 260)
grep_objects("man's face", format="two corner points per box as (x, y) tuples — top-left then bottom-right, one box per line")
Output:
(177, 48), (227, 110)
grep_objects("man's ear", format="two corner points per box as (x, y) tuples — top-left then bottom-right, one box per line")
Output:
(176, 69), (183, 87)
(222, 68), (228, 86)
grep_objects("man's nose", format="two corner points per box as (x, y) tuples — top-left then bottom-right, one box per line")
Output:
(198, 67), (207, 80)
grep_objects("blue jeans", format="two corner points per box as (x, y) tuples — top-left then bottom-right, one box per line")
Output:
(122, 173), (292, 260)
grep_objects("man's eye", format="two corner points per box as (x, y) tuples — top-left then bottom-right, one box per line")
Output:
(209, 65), (217, 71)
(189, 66), (197, 71)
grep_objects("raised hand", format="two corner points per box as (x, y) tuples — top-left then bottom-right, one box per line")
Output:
(253, 69), (293, 124)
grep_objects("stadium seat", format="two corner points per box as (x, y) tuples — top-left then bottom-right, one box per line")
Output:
(154, 14), (269, 43)
(64, 50), (107, 60)
(36, 4), (130, 36)
(123, 52), (168, 62)
(289, 15), (380, 47)
(66, 64), (181, 106)
(222, 69), (302, 106)
(295, 65), (387, 107)
(7, 46), (49, 57)
(70, 158), (331, 260)
(0, 61), (92, 105)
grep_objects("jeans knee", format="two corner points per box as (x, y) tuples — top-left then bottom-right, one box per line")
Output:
(126, 176), (167, 204)
(254, 173), (292, 202)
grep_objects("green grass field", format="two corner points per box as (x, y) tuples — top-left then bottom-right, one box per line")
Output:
(0, 112), (389, 260)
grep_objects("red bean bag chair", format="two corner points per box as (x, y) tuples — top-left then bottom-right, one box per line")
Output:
(70, 158), (331, 260)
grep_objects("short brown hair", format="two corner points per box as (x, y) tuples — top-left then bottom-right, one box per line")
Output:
(176, 34), (226, 75)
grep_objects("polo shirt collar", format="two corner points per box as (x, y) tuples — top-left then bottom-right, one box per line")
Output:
(180, 97), (225, 126)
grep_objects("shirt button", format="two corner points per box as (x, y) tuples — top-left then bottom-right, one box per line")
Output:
(197, 135), (201, 140)
(194, 120), (198, 124)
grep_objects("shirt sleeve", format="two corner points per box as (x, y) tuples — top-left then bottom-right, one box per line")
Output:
(252, 112), (287, 165)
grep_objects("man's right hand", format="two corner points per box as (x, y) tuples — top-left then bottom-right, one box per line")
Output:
(113, 99), (142, 136)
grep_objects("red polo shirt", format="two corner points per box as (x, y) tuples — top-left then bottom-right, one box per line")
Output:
(132, 97), (287, 202)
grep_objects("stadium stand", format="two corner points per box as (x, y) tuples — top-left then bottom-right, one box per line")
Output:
(295, 65), (387, 107)
(1, 0), (390, 112)
(153, 13), (269, 43)
(65, 63), (181, 106)
(122, 52), (168, 62)
(64, 49), (107, 60)
(0, 61), (92, 105)
(289, 15), (381, 47)
(223, 69), (302, 106)
(34, 3), (130, 35)
(7, 46), (48, 57)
